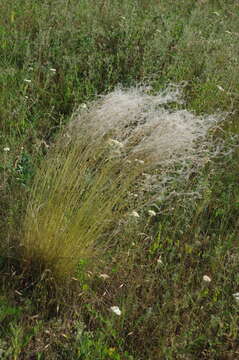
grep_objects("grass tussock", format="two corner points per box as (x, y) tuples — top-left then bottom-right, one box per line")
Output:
(22, 85), (228, 279)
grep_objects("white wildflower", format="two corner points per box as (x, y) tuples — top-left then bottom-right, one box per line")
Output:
(131, 210), (140, 218)
(203, 275), (211, 283)
(110, 306), (121, 316)
(135, 159), (144, 164)
(3, 147), (10, 152)
(99, 273), (110, 280)
(233, 292), (239, 302)
(24, 79), (31, 83)
(108, 139), (124, 148)
(129, 193), (138, 198)
(157, 256), (163, 265)
(80, 103), (87, 109)
(148, 210), (156, 216)
(50, 68), (56, 73)
(216, 85), (225, 92)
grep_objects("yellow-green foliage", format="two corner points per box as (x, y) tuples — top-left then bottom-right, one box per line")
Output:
(22, 127), (144, 278)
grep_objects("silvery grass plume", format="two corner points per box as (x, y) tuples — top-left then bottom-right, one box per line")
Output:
(23, 85), (231, 278)
(69, 85), (227, 200)
(70, 85), (224, 163)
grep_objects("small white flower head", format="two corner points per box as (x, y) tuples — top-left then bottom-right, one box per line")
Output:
(3, 147), (10, 152)
(203, 275), (212, 283)
(131, 210), (140, 218)
(135, 158), (144, 164)
(49, 68), (56, 73)
(99, 273), (110, 280)
(233, 292), (239, 302)
(148, 210), (156, 216)
(24, 79), (31, 83)
(110, 306), (121, 316)
(157, 256), (163, 265)
(217, 85), (225, 92)
(80, 103), (87, 109)
(108, 139), (124, 148)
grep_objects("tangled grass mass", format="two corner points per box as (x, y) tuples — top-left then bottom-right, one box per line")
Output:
(23, 86), (229, 279)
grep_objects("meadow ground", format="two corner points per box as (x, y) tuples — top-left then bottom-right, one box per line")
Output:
(1, 1), (239, 359)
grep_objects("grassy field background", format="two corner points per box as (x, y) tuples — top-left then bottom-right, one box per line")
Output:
(1, 0), (239, 359)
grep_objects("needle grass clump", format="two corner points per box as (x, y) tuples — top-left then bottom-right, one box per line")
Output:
(22, 85), (226, 279)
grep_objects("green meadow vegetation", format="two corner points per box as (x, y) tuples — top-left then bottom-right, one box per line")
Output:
(1, 0), (239, 358)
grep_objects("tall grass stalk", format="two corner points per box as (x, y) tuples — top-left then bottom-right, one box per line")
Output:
(22, 86), (227, 279)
